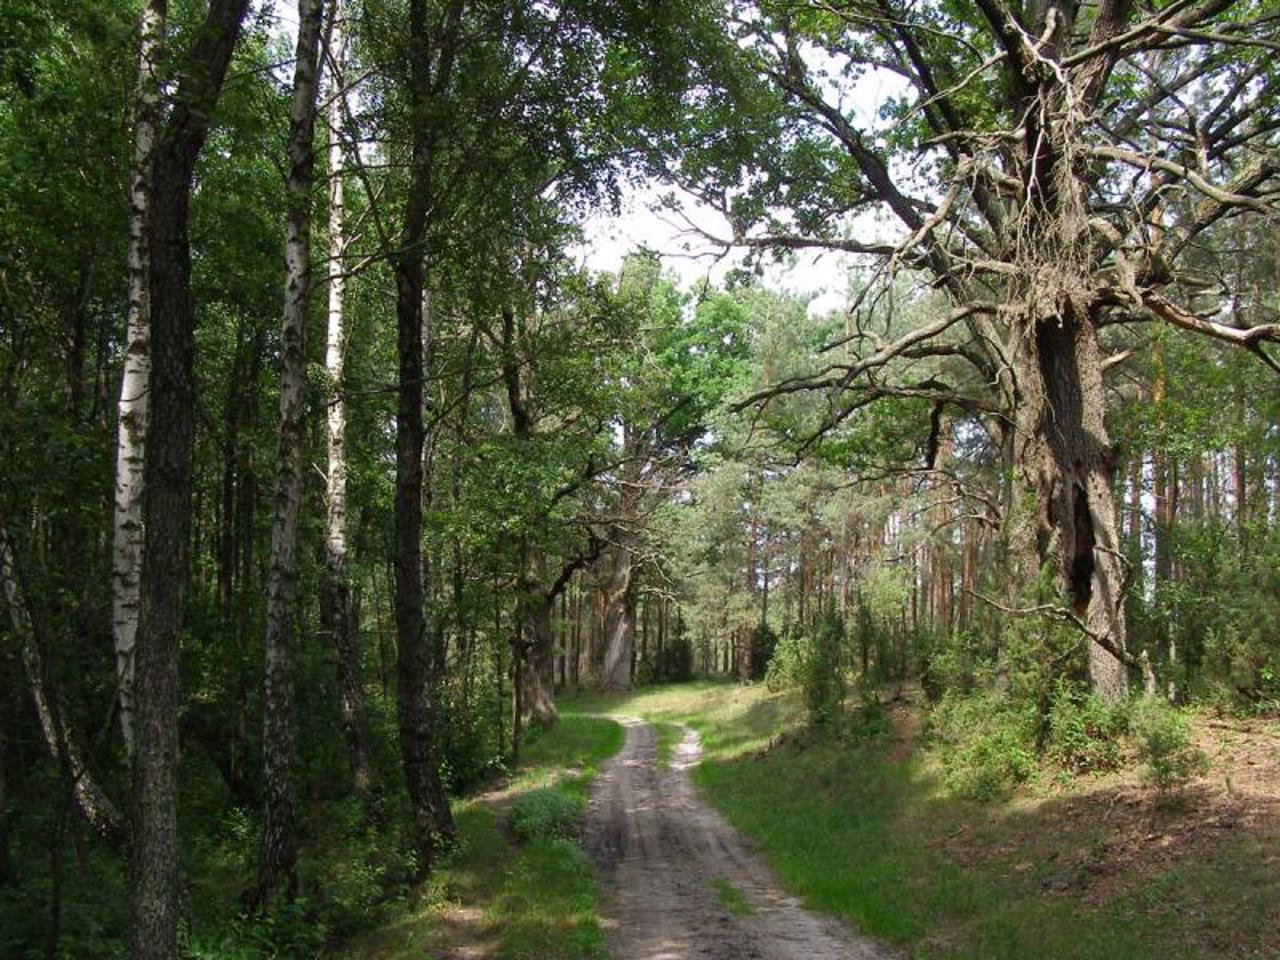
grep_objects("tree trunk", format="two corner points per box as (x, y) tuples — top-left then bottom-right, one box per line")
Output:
(258, 0), (325, 907)
(1012, 309), (1130, 702)
(0, 532), (127, 848)
(599, 534), (636, 691)
(392, 0), (454, 878)
(517, 588), (558, 726)
(319, 0), (372, 800)
(131, 6), (250, 958)
(112, 0), (165, 761)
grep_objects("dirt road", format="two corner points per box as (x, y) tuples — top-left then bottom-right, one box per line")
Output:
(584, 717), (893, 960)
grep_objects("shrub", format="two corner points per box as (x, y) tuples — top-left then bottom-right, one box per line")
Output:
(932, 691), (1036, 801)
(509, 788), (584, 842)
(749, 622), (778, 681)
(846, 685), (891, 743)
(764, 626), (806, 691)
(1046, 681), (1128, 773)
(1131, 699), (1209, 791)
(803, 611), (848, 727)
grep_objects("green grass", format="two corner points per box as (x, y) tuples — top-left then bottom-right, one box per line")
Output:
(577, 681), (1279, 960)
(335, 715), (622, 960)
(651, 721), (685, 768)
(712, 877), (754, 915)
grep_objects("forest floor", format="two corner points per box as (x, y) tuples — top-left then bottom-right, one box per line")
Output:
(571, 681), (1280, 960)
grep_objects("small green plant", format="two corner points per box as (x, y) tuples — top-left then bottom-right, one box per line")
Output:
(510, 787), (584, 842)
(1046, 682), (1128, 773)
(845, 686), (891, 743)
(1130, 699), (1209, 790)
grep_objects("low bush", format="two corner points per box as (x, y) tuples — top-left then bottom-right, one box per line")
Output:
(1046, 682), (1128, 773)
(932, 691), (1036, 801)
(1130, 699), (1209, 790)
(509, 788), (584, 842)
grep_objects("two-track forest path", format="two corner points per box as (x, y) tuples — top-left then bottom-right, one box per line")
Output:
(584, 716), (893, 960)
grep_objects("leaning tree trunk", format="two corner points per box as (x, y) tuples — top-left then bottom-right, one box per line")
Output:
(257, 0), (325, 907)
(112, 0), (165, 762)
(130, 4), (250, 958)
(320, 2), (372, 798)
(0, 532), (127, 849)
(392, 0), (454, 878)
(1011, 307), (1131, 703)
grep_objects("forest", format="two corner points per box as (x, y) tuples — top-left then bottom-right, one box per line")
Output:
(1, 0), (1278, 958)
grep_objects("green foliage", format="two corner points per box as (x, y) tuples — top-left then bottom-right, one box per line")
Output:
(748, 621), (777, 681)
(510, 788), (586, 843)
(645, 636), (694, 683)
(932, 691), (1036, 801)
(1045, 682), (1128, 774)
(803, 612), (849, 728)
(1130, 701), (1210, 791)
(764, 625), (806, 690)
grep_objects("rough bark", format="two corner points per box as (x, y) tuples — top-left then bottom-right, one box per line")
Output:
(320, 3), (372, 798)
(393, 0), (455, 877)
(113, 0), (165, 763)
(257, 0), (325, 907)
(130, 3), (250, 958)
(516, 573), (558, 727)
(1011, 309), (1130, 702)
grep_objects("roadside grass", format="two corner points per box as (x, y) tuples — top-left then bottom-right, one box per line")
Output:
(579, 681), (1279, 960)
(333, 715), (621, 960)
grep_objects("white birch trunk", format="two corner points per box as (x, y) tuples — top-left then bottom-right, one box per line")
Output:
(258, 0), (325, 904)
(112, 0), (164, 761)
(321, 4), (373, 794)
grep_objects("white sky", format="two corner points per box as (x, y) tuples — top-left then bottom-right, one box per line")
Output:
(573, 186), (853, 317)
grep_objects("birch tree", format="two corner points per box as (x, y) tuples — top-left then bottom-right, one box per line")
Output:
(257, 0), (326, 906)
(112, 0), (165, 762)
(321, 0), (373, 798)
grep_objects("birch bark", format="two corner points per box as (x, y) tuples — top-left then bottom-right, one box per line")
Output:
(112, 0), (165, 761)
(258, 0), (326, 905)
(320, 2), (373, 798)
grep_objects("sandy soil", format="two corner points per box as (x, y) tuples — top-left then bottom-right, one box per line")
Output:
(584, 717), (894, 960)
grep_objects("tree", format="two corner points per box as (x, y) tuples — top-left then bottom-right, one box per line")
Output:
(130, 2), (250, 957)
(112, 0), (164, 762)
(321, 0), (373, 798)
(392, 0), (459, 877)
(686, 0), (1280, 701)
(257, 0), (326, 907)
